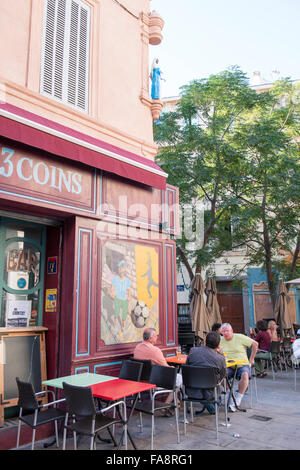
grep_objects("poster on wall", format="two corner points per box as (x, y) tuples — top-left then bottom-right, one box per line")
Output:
(5, 300), (32, 327)
(45, 289), (57, 312)
(101, 241), (159, 345)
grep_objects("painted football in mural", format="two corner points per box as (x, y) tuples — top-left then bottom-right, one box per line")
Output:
(131, 301), (150, 328)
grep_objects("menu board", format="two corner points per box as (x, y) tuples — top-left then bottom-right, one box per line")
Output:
(5, 300), (32, 327)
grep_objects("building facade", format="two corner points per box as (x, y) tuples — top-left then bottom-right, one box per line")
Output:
(0, 0), (179, 446)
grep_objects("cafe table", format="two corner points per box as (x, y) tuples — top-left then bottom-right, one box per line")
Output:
(166, 353), (247, 370)
(90, 378), (156, 450)
(42, 373), (117, 446)
(42, 372), (116, 389)
(43, 373), (156, 450)
(166, 354), (248, 412)
(166, 354), (188, 372)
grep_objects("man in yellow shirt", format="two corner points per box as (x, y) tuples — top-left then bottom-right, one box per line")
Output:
(220, 323), (258, 412)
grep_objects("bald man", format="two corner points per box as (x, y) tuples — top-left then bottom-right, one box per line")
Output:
(134, 328), (182, 406)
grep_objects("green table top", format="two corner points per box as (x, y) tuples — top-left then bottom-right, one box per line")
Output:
(43, 372), (116, 389)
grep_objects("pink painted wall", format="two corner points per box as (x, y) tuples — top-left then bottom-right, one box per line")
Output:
(0, 0), (160, 160)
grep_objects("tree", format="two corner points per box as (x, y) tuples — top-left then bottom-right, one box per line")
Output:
(154, 70), (300, 302)
(229, 79), (300, 304)
(154, 66), (270, 280)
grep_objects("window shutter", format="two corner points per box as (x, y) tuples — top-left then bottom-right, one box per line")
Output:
(41, 0), (57, 96)
(54, 0), (67, 100)
(41, 0), (90, 113)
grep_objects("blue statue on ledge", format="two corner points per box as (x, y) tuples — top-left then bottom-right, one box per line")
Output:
(150, 58), (165, 100)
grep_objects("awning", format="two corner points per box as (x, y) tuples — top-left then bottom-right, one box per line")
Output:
(0, 103), (167, 190)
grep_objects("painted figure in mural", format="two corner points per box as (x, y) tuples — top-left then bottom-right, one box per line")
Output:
(141, 252), (158, 299)
(111, 260), (132, 330)
(150, 58), (165, 100)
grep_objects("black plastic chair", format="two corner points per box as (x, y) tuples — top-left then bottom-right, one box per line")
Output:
(16, 377), (66, 450)
(246, 346), (258, 407)
(269, 341), (283, 380)
(62, 381), (127, 450)
(130, 364), (180, 450)
(181, 365), (226, 440)
(293, 324), (300, 338)
(129, 358), (152, 382)
(291, 353), (300, 391)
(281, 337), (292, 369)
(118, 360), (143, 382)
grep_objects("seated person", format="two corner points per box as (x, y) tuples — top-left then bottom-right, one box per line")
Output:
(220, 323), (258, 412)
(267, 320), (279, 341)
(186, 331), (226, 414)
(133, 328), (182, 409)
(211, 323), (222, 334)
(250, 320), (271, 377)
(292, 337), (300, 360)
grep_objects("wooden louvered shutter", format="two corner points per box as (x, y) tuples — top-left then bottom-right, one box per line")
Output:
(67, 1), (90, 111)
(41, 0), (90, 112)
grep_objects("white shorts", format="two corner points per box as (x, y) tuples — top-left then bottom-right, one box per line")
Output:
(176, 373), (183, 388)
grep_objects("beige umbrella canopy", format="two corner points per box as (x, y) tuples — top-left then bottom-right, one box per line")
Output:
(285, 278), (300, 285)
(190, 274), (211, 344)
(274, 278), (294, 337)
(205, 277), (222, 326)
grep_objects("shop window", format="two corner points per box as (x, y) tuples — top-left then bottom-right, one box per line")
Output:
(0, 219), (46, 328)
(41, 0), (90, 112)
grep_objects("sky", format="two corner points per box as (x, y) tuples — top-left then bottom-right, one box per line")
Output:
(149, 0), (300, 98)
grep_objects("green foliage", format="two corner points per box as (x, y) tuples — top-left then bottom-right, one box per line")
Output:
(154, 68), (300, 288)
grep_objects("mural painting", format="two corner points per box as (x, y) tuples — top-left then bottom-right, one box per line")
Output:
(101, 241), (159, 345)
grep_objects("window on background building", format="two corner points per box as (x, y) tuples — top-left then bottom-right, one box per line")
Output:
(41, 0), (90, 112)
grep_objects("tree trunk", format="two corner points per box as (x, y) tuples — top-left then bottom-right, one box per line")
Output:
(176, 246), (194, 281)
(262, 196), (276, 308)
(286, 235), (300, 292)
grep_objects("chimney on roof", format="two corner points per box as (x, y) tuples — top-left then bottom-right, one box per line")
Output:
(271, 70), (281, 82)
(252, 71), (269, 86)
(252, 71), (263, 85)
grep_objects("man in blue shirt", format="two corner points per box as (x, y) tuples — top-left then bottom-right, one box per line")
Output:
(186, 332), (226, 414)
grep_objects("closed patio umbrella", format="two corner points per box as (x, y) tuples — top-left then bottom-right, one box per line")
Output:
(205, 277), (222, 326)
(190, 273), (211, 345)
(274, 278), (294, 337)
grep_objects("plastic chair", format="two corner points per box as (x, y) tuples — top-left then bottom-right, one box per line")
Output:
(181, 365), (226, 440)
(62, 381), (127, 450)
(130, 364), (180, 450)
(293, 324), (300, 338)
(291, 354), (300, 390)
(118, 360), (143, 382)
(246, 347), (258, 407)
(129, 358), (152, 382)
(16, 377), (66, 450)
(281, 338), (292, 369)
(269, 341), (283, 380)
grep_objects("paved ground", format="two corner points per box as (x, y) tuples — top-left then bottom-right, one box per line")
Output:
(16, 367), (300, 451)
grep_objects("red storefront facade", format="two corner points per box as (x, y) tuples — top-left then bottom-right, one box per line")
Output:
(0, 0), (175, 448)
(0, 106), (179, 447)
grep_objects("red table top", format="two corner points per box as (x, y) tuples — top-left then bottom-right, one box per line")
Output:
(90, 378), (156, 401)
(166, 354), (188, 365)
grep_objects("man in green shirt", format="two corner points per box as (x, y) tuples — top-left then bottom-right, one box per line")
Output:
(220, 323), (258, 412)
